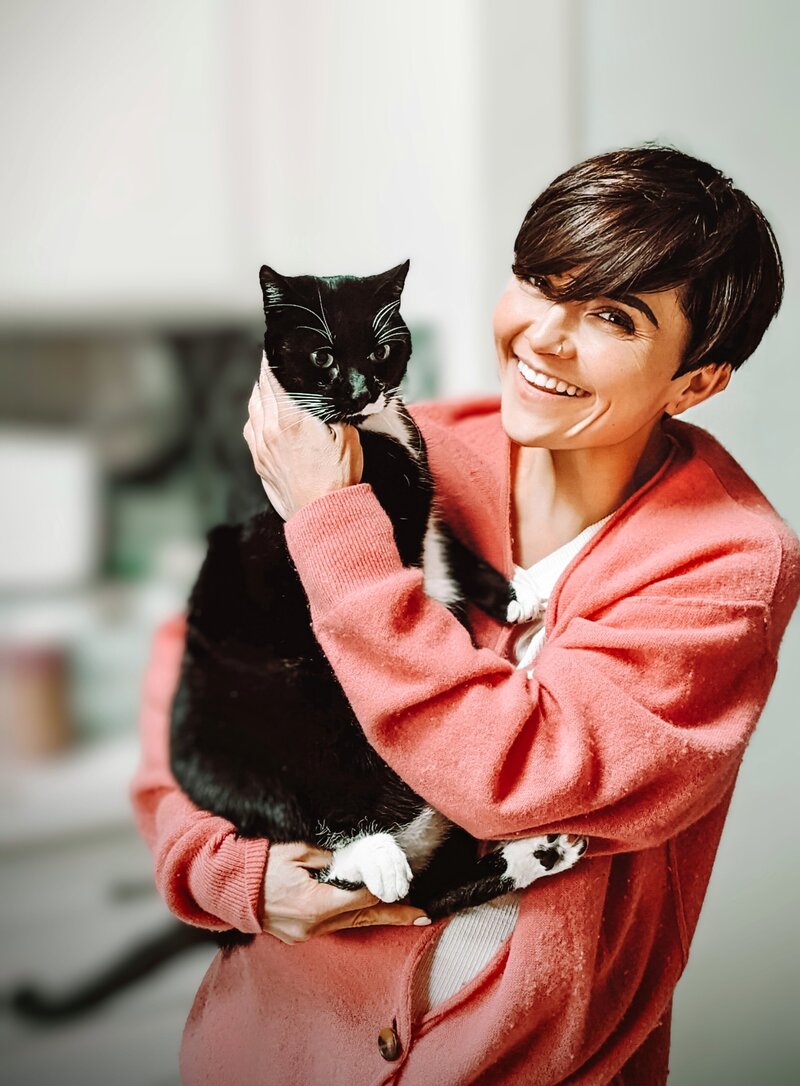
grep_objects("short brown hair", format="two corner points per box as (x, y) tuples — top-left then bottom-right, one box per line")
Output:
(512, 145), (784, 375)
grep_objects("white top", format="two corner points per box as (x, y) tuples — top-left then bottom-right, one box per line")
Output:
(411, 515), (612, 1019)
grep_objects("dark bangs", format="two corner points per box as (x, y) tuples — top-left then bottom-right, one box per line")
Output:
(512, 146), (784, 375)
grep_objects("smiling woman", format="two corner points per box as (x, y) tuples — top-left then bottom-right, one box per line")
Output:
(132, 145), (799, 1086)
(495, 273), (734, 564)
(493, 145), (781, 565)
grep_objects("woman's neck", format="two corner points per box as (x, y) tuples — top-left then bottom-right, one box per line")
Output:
(511, 423), (671, 568)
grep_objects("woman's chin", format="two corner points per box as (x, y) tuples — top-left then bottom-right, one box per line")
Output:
(500, 395), (554, 447)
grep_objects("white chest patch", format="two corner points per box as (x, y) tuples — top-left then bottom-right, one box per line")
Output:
(421, 514), (461, 608)
(359, 399), (421, 459)
(358, 392), (386, 417)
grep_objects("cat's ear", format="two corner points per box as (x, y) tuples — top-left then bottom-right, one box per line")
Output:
(260, 265), (289, 308)
(374, 259), (410, 299)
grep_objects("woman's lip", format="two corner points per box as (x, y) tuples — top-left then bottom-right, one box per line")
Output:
(511, 357), (590, 401)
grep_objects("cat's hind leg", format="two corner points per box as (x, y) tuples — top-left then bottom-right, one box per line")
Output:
(414, 834), (587, 920)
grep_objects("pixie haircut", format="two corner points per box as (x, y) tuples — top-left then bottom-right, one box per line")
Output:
(512, 145), (784, 375)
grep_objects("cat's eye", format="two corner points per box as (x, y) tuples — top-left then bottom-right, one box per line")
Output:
(310, 348), (334, 368)
(369, 344), (391, 362)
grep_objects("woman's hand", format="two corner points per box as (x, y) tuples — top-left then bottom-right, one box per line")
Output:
(263, 842), (430, 944)
(243, 361), (364, 520)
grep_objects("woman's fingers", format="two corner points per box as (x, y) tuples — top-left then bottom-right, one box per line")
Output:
(312, 883), (381, 918)
(259, 359), (309, 430)
(314, 903), (431, 936)
(242, 361), (364, 519)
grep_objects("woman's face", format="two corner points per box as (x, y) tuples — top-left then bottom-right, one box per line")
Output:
(494, 272), (696, 451)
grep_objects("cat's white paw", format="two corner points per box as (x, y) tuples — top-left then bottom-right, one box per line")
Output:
(326, 833), (413, 902)
(497, 834), (587, 890)
(506, 578), (545, 624)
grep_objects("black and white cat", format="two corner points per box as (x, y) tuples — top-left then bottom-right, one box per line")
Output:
(170, 260), (586, 942)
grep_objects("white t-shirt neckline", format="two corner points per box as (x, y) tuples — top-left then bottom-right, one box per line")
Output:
(511, 513), (613, 673)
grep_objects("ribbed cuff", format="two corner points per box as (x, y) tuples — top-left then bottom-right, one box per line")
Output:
(284, 484), (405, 615)
(192, 833), (270, 935)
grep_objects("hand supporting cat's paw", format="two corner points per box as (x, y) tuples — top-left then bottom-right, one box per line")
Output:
(505, 579), (545, 624)
(323, 833), (413, 902)
(496, 833), (587, 890)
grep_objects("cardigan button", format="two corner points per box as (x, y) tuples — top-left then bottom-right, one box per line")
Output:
(378, 1026), (402, 1061)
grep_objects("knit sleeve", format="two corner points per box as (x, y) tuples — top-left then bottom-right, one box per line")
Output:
(284, 485), (781, 856)
(129, 616), (268, 932)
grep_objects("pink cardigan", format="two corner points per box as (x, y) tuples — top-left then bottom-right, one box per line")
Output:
(131, 399), (800, 1085)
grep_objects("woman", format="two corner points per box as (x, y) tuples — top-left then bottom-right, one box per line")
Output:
(132, 146), (800, 1085)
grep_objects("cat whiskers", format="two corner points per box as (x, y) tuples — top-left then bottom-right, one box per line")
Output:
(375, 322), (410, 347)
(275, 414), (308, 434)
(373, 299), (400, 338)
(283, 392), (341, 426)
(316, 286), (334, 343)
(264, 301), (334, 346)
(296, 326), (332, 340)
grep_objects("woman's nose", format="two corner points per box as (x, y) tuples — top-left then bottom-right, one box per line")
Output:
(523, 302), (574, 357)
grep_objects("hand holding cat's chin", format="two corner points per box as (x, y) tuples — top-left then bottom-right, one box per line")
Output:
(243, 364), (364, 520)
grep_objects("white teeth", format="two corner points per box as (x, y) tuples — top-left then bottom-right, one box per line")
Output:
(516, 358), (588, 397)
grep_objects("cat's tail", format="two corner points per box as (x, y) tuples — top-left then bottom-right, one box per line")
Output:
(5, 919), (215, 1023)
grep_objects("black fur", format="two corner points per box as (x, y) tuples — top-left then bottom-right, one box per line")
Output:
(169, 262), (560, 947)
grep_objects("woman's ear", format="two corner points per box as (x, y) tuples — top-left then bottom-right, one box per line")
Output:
(665, 363), (732, 417)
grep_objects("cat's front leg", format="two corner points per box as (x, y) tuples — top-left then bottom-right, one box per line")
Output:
(317, 833), (413, 902)
(438, 528), (517, 624)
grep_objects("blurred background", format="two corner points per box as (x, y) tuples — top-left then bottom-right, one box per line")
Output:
(0, 1), (797, 1083)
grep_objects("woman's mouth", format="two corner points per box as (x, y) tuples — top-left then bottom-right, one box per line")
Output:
(514, 356), (589, 398)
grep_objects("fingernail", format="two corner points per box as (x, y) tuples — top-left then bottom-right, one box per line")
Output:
(413, 916), (432, 926)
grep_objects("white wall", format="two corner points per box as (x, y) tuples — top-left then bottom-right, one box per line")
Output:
(0, 0), (243, 320)
(578, 2), (799, 1081)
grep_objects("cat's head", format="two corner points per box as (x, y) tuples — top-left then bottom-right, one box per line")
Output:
(259, 261), (411, 424)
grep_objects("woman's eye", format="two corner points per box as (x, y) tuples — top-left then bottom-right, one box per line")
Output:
(310, 348), (334, 368)
(369, 344), (391, 361)
(514, 272), (550, 296)
(595, 308), (635, 334)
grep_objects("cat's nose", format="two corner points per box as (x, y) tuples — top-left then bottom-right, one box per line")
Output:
(346, 369), (372, 409)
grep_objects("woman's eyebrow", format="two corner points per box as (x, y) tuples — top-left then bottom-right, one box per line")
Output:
(610, 293), (660, 328)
